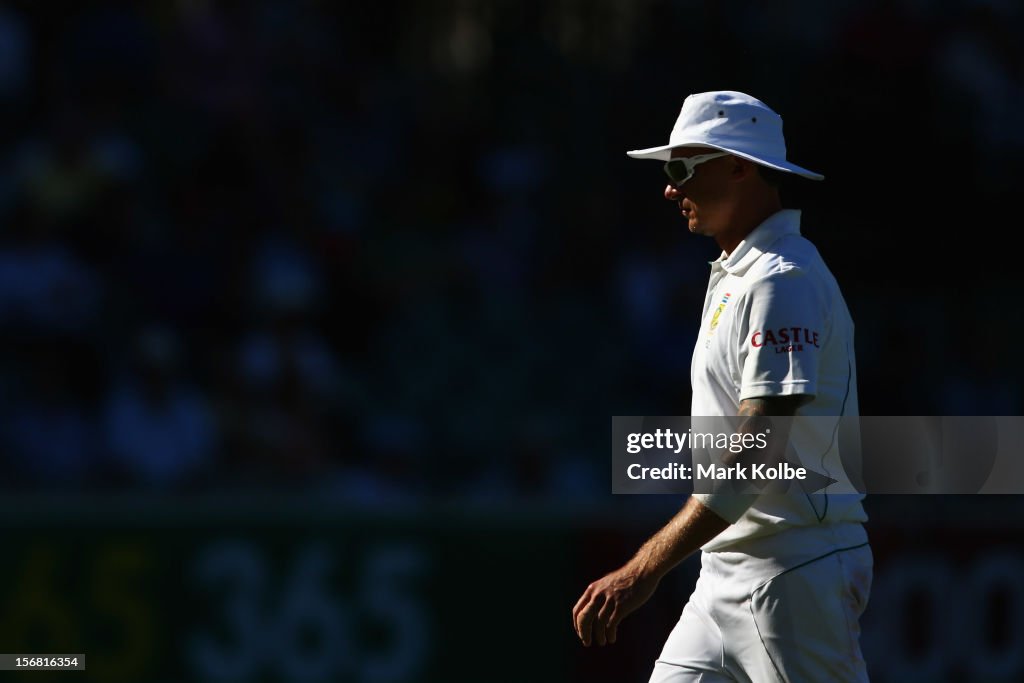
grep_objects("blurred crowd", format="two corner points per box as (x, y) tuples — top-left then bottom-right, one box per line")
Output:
(0, 0), (1021, 500)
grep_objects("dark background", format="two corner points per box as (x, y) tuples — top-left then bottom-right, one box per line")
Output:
(0, 1), (1021, 682)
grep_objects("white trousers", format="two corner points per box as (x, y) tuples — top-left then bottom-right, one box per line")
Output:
(649, 532), (872, 683)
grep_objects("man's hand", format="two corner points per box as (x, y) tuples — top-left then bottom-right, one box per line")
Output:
(571, 497), (731, 648)
(572, 565), (659, 646)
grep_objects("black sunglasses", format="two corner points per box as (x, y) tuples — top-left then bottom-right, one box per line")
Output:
(663, 152), (729, 186)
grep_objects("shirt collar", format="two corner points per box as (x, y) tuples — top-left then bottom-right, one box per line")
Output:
(712, 209), (803, 275)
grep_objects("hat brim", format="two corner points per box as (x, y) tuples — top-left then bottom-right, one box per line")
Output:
(626, 142), (824, 181)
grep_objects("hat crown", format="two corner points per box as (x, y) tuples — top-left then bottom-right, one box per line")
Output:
(625, 89), (822, 180)
(670, 91), (787, 159)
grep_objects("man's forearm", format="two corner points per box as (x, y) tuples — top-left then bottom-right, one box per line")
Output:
(625, 497), (730, 581)
(594, 397), (806, 616)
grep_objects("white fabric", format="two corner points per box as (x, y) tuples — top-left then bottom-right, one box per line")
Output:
(649, 535), (872, 683)
(625, 91), (824, 180)
(689, 209), (867, 550)
(654, 212), (873, 683)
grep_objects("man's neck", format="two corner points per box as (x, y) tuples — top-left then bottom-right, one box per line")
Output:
(715, 196), (784, 256)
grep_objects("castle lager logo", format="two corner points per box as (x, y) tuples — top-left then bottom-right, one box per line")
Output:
(751, 327), (820, 353)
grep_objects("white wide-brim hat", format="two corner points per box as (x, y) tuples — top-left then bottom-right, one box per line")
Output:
(626, 90), (824, 180)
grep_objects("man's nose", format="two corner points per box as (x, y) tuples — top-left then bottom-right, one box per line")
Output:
(665, 183), (684, 201)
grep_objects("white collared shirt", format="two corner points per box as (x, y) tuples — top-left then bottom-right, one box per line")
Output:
(690, 209), (867, 551)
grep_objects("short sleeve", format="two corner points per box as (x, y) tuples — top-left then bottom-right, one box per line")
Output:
(735, 269), (826, 401)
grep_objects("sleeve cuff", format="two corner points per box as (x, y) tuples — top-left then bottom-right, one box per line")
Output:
(739, 379), (816, 402)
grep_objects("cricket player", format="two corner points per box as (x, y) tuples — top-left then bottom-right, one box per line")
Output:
(573, 91), (872, 682)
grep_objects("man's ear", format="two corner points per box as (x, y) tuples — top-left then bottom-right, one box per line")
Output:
(730, 157), (754, 181)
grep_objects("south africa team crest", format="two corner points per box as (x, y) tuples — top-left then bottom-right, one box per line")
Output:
(706, 292), (731, 346)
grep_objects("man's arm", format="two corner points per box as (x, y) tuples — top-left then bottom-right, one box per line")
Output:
(572, 395), (806, 647)
(572, 495), (727, 647)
